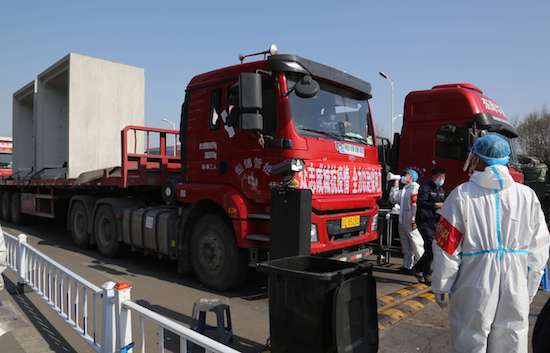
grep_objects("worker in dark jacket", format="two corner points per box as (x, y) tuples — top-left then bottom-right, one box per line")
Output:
(413, 166), (446, 284)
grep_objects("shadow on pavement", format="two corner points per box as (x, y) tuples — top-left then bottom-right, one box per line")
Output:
(374, 276), (417, 287)
(5, 220), (418, 299)
(3, 276), (78, 353)
(371, 265), (418, 287)
(6, 220), (268, 300)
(135, 299), (266, 353)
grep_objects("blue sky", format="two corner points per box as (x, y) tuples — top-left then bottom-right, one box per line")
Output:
(1, 1), (548, 137)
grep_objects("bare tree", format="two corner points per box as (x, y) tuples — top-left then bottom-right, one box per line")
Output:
(516, 107), (550, 166)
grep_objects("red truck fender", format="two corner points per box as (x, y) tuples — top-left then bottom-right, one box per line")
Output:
(175, 183), (251, 247)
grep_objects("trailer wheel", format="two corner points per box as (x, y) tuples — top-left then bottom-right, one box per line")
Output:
(94, 204), (120, 257)
(190, 214), (248, 291)
(70, 202), (90, 249)
(1, 192), (11, 221)
(10, 193), (26, 225)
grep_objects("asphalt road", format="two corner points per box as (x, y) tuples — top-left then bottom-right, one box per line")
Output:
(1, 219), (548, 353)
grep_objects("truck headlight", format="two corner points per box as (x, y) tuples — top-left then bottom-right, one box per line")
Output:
(371, 214), (378, 232)
(310, 224), (318, 242)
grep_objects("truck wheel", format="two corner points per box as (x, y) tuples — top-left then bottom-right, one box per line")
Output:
(94, 204), (120, 257)
(70, 202), (90, 249)
(190, 214), (248, 291)
(10, 193), (26, 225)
(1, 192), (11, 221)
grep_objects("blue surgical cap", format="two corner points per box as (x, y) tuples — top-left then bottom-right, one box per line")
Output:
(404, 168), (418, 182)
(472, 134), (511, 166)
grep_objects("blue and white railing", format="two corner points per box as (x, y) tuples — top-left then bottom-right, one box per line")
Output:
(3, 232), (240, 353)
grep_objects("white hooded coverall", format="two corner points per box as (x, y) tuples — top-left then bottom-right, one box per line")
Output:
(390, 182), (425, 269)
(432, 165), (550, 353)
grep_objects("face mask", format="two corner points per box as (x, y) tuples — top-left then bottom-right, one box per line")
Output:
(435, 178), (445, 187)
(400, 176), (407, 184)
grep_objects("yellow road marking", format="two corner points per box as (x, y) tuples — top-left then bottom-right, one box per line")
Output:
(381, 308), (407, 320)
(396, 289), (412, 296)
(418, 293), (436, 301)
(377, 284), (436, 330)
(378, 296), (395, 304)
(402, 300), (424, 311)
(412, 283), (429, 289)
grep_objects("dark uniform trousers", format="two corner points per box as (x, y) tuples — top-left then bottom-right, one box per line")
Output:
(413, 180), (445, 276)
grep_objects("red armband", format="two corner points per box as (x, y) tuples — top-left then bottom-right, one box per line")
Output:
(436, 217), (463, 255)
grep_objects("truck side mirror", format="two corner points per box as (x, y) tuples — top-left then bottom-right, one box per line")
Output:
(239, 72), (263, 131)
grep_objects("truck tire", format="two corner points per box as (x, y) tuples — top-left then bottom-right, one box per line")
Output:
(190, 214), (248, 291)
(10, 193), (26, 225)
(94, 204), (120, 257)
(533, 297), (550, 353)
(1, 192), (11, 221)
(70, 201), (90, 249)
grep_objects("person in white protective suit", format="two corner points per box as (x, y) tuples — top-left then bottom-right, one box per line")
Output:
(389, 168), (424, 271)
(431, 134), (550, 353)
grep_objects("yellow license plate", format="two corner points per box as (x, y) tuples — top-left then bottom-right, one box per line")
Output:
(341, 215), (360, 229)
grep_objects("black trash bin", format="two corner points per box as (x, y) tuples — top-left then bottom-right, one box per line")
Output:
(258, 256), (378, 353)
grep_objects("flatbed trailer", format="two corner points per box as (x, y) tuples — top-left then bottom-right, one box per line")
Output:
(0, 125), (180, 220)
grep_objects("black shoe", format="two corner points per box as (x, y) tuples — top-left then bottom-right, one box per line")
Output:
(423, 274), (432, 286)
(414, 272), (424, 283)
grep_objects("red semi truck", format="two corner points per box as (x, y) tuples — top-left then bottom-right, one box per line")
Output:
(378, 82), (523, 191)
(374, 82), (524, 264)
(0, 137), (13, 177)
(1, 50), (383, 290)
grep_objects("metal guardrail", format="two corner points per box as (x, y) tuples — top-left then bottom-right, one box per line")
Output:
(3, 231), (241, 353)
(121, 300), (240, 353)
(4, 232), (103, 352)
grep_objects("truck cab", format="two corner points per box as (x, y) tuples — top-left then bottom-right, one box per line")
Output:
(397, 83), (523, 191)
(175, 52), (381, 283)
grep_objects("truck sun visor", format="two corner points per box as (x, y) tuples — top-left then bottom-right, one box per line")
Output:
(268, 54), (372, 99)
(473, 113), (518, 138)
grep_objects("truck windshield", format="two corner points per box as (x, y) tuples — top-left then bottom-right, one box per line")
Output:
(286, 74), (372, 145)
(0, 153), (12, 168)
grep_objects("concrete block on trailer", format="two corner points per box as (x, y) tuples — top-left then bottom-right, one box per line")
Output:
(32, 53), (144, 179)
